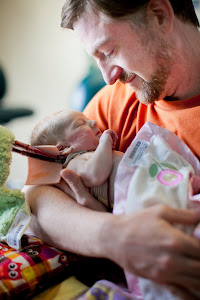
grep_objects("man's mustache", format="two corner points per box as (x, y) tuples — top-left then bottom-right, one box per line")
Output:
(119, 71), (135, 84)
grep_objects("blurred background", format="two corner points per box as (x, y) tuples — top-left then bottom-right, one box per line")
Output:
(0, 0), (200, 188)
(0, 0), (105, 188)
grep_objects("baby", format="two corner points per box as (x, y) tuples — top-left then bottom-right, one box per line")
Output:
(30, 113), (200, 299)
(30, 109), (124, 211)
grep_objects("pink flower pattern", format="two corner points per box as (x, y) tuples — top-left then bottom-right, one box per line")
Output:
(157, 170), (183, 186)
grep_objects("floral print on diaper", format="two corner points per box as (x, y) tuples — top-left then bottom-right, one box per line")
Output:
(149, 160), (183, 186)
(157, 170), (183, 186)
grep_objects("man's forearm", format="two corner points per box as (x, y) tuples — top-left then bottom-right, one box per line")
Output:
(23, 185), (200, 291)
(23, 185), (113, 256)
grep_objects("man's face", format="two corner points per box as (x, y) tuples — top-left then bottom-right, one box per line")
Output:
(74, 10), (174, 105)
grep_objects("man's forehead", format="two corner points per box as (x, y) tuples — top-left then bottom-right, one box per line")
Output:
(74, 11), (116, 48)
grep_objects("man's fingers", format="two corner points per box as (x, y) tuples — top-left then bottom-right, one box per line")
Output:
(153, 254), (200, 292)
(61, 169), (90, 202)
(61, 168), (80, 185)
(167, 226), (200, 259)
(55, 169), (85, 200)
(170, 256), (200, 281)
(156, 205), (200, 225)
(61, 169), (107, 211)
(60, 169), (85, 196)
(163, 222), (200, 260)
(172, 273), (200, 292)
(166, 285), (197, 300)
(55, 178), (76, 200)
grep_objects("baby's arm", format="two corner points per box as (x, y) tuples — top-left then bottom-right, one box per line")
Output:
(80, 129), (117, 186)
(69, 130), (117, 187)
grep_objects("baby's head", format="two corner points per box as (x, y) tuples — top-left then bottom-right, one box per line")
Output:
(31, 109), (102, 154)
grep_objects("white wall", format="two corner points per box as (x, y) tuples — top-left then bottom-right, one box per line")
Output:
(0, 0), (88, 187)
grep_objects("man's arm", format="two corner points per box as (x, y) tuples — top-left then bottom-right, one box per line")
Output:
(24, 183), (200, 291)
(23, 184), (112, 253)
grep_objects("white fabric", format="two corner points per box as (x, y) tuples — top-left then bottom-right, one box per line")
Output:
(113, 122), (200, 300)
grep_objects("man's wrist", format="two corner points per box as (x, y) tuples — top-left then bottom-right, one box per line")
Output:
(97, 213), (119, 259)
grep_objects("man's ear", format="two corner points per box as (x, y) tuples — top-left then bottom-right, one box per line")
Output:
(147, 0), (174, 33)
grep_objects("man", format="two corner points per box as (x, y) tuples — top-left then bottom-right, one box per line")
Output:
(24, 0), (200, 295)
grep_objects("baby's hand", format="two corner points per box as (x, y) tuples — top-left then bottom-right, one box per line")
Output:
(99, 129), (118, 149)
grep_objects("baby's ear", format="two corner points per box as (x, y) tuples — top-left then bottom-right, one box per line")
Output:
(61, 147), (73, 156)
(56, 143), (73, 156)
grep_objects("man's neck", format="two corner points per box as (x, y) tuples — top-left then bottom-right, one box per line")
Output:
(167, 21), (200, 100)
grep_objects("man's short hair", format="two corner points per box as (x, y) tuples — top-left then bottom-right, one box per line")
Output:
(61, 0), (199, 30)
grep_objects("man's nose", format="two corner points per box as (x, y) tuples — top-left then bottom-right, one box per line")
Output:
(99, 62), (123, 85)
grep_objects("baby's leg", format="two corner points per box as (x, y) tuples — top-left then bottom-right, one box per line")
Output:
(59, 169), (107, 211)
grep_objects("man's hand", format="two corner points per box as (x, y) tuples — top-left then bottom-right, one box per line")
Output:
(102, 204), (200, 291)
(56, 169), (107, 211)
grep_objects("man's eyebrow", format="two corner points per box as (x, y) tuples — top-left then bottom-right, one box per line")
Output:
(91, 37), (111, 56)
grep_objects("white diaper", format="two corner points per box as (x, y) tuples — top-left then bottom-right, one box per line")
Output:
(113, 122), (200, 300)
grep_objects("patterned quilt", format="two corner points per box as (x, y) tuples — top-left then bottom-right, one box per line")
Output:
(0, 234), (132, 299)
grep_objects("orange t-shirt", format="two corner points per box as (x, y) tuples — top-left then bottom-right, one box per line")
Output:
(84, 81), (200, 160)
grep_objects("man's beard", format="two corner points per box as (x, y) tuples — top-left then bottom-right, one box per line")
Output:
(119, 39), (174, 105)
(134, 63), (171, 105)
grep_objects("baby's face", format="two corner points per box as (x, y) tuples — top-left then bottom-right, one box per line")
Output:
(60, 110), (102, 152)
